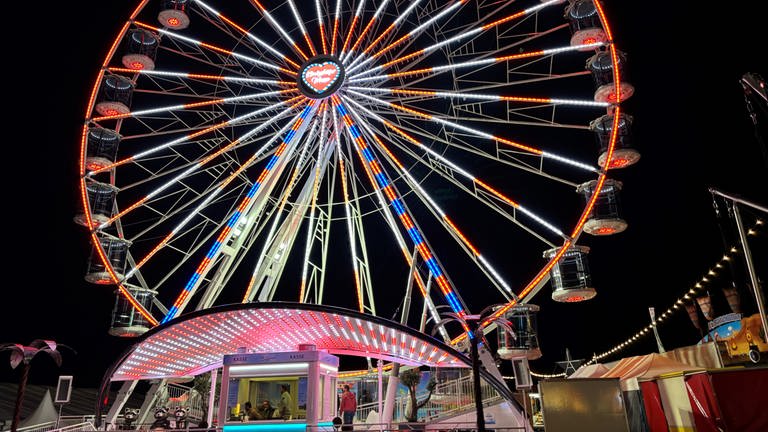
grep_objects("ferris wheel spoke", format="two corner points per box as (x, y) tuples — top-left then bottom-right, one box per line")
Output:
(345, 0), (465, 73)
(192, 0), (302, 70)
(346, 96), (566, 244)
(349, 42), (603, 83)
(345, 0), (422, 64)
(349, 89), (598, 173)
(91, 88), (297, 123)
(88, 96), (305, 176)
(347, 0), (562, 76)
(122, 104), (305, 253)
(336, 101), (448, 338)
(334, 95), (470, 317)
(242, 115), (329, 304)
(106, 68), (294, 88)
(285, 0), (318, 57)
(97, 103), (306, 233)
(351, 113), (521, 301)
(247, 0), (309, 61)
(133, 21), (297, 77)
(330, 0), (342, 55)
(339, 0), (369, 59)
(162, 101), (320, 322)
(314, 0), (329, 54)
(348, 85), (609, 109)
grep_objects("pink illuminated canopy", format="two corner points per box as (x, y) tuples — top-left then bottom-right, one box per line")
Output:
(109, 302), (471, 381)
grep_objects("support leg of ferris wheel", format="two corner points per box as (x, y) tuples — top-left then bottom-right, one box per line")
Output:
(300, 199), (334, 305)
(104, 380), (138, 428)
(382, 248), (441, 428)
(345, 149), (377, 316)
(189, 108), (319, 312)
(193, 154), (297, 309)
(246, 131), (337, 302)
(134, 380), (167, 426)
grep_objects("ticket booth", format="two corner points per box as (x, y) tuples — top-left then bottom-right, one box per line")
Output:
(218, 347), (339, 431)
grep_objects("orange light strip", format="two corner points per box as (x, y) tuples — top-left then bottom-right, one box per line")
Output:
(303, 33), (318, 57)
(319, 23), (328, 54)
(388, 88), (553, 105)
(331, 17), (340, 54)
(359, 22), (393, 56)
(91, 88), (298, 122)
(351, 18), (387, 56)
(372, 33), (412, 60)
(480, 10), (527, 30)
(338, 363), (394, 378)
(106, 67), (297, 84)
(340, 15), (360, 55)
(379, 49), (426, 70)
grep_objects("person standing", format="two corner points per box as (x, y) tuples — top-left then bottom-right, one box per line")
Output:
(338, 384), (357, 429)
(278, 384), (293, 420)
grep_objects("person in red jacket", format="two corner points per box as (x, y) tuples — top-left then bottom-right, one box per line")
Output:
(338, 384), (357, 428)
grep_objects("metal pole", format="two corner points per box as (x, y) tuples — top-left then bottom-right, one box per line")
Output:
(732, 203), (768, 343)
(55, 404), (63, 429)
(467, 316), (486, 432)
(649, 308), (666, 353)
(377, 360), (383, 432)
(207, 369), (218, 428)
(709, 188), (768, 215)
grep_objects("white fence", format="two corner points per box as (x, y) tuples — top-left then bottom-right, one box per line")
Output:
(355, 373), (502, 424)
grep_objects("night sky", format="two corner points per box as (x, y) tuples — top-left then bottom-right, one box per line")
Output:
(2, 0), (766, 396)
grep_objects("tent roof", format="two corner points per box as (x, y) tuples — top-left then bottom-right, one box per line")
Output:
(569, 363), (610, 379)
(601, 353), (704, 381)
(18, 390), (57, 428)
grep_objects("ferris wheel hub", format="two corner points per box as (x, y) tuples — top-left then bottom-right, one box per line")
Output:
(298, 55), (345, 99)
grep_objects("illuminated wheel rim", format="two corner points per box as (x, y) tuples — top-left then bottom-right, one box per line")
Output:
(79, 0), (628, 341)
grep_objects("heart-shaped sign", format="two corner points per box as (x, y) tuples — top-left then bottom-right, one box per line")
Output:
(302, 62), (340, 94)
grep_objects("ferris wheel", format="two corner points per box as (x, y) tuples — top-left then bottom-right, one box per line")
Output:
(76, 0), (637, 344)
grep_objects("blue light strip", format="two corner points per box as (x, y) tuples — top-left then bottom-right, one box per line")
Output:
(162, 103), (314, 323)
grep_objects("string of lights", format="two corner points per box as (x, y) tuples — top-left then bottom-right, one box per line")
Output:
(582, 218), (764, 366)
(526, 218), (764, 376)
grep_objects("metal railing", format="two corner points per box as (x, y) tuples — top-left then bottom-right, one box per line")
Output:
(156, 383), (207, 423)
(355, 373), (502, 424)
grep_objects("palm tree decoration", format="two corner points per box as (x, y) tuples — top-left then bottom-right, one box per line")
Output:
(399, 367), (436, 423)
(1, 339), (73, 432)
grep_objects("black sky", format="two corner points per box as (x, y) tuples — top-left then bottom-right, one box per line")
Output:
(2, 0), (767, 392)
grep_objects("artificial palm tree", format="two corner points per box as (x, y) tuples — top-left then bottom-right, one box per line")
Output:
(398, 367), (436, 423)
(1, 339), (74, 432)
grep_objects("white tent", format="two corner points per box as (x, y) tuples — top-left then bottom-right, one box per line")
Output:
(568, 363), (609, 379)
(19, 390), (58, 428)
